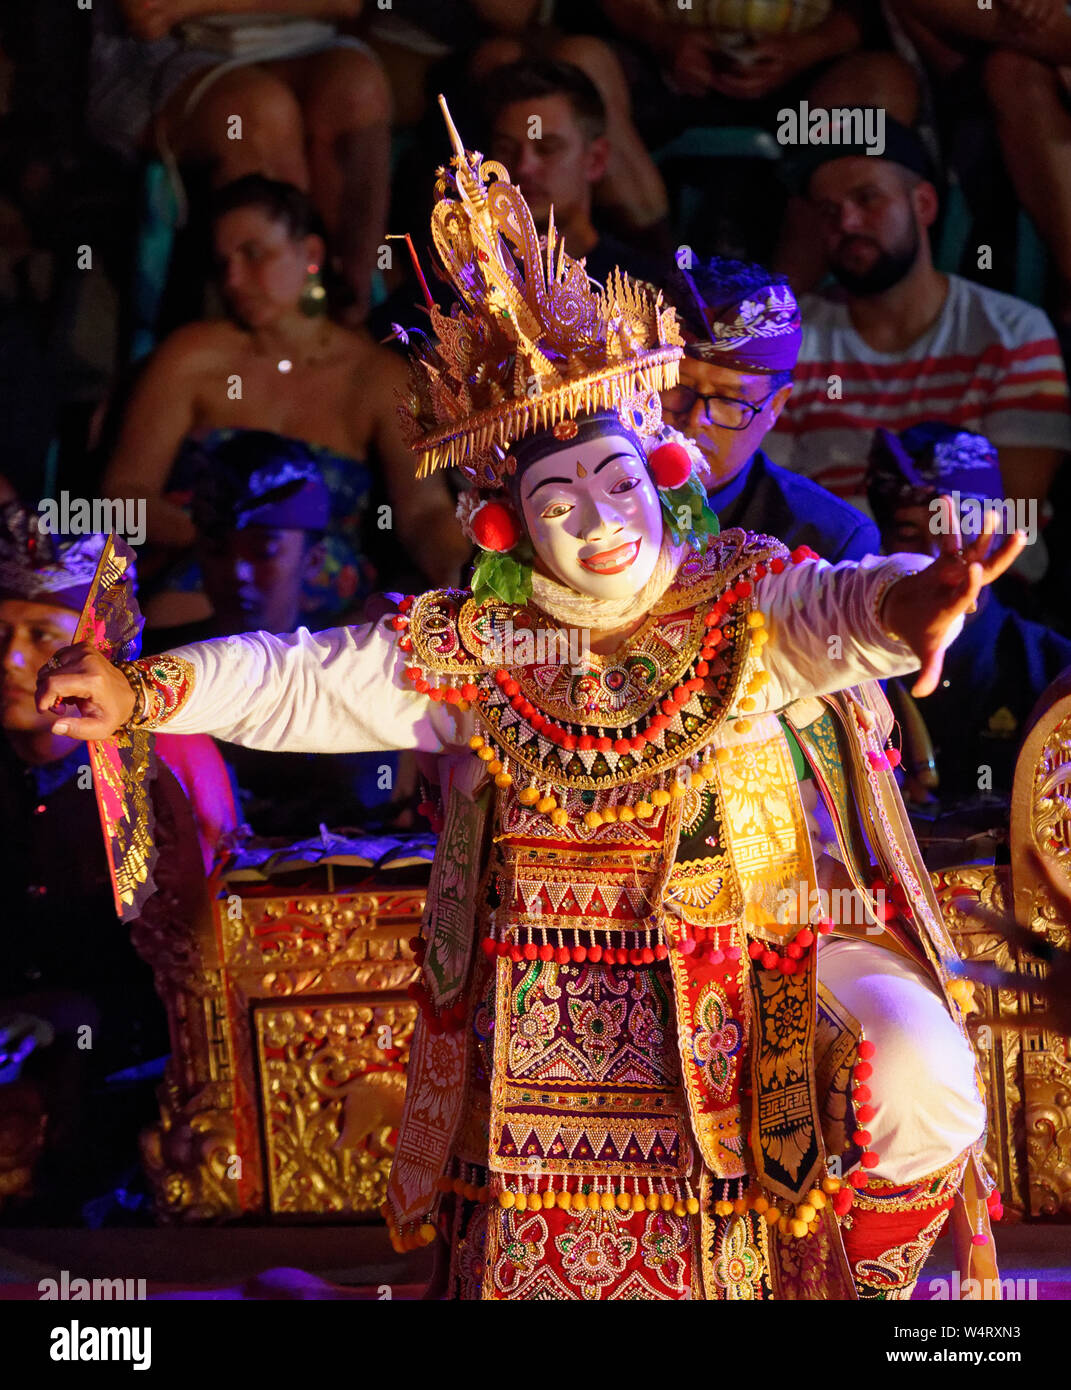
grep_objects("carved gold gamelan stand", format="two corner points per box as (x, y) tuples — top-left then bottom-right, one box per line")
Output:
(931, 673), (1071, 1220)
(134, 815), (425, 1221)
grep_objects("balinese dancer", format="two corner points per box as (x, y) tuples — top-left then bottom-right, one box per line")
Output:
(37, 102), (1021, 1300)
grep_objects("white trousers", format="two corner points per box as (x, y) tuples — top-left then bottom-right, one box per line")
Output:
(816, 938), (986, 1184)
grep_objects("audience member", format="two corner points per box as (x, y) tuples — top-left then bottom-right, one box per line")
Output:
(88, 0), (389, 322)
(764, 120), (1071, 583)
(469, 22), (669, 245)
(482, 59), (666, 286)
(0, 502), (235, 1216)
(867, 423), (1071, 807)
(185, 439), (406, 835)
(662, 255), (880, 561)
(101, 175), (470, 641)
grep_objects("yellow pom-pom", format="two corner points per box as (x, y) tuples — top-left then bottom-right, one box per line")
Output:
(790, 1219), (809, 1239)
(738, 697), (756, 713)
(457, 700), (471, 713)
(685, 1197), (700, 1215)
(550, 808), (569, 828)
(699, 761), (715, 781)
(746, 611), (765, 628)
(669, 780), (687, 799)
(536, 795), (557, 813)
(514, 1193), (528, 1212)
(469, 735), (485, 750)
(477, 746), (495, 761)
(749, 671), (770, 691)
(807, 1188), (826, 1209)
(751, 629), (769, 647)
(527, 1193), (543, 1212)
(616, 1192), (631, 1211)
(487, 759), (503, 775)
(584, 810), (604, 829)
(600, 1192), (616, 1212)
(821, 1176), (841, 1194)
(635, 800), (655, 818)
(948, 978), (975, 1007)
(673, 1200), (688, 1217)
(764, 1207), (780, 1228)
(518, 786), (540, 805)
(499, 1191), (515, 1209)
(714, 1199), (733, 1216)
(734, 719), (752, 734)
(659, 1192), (675, 1212)
(542, 1190), (557, 1210)
(751, 1194), (769, 1214)
(715, 745), (731, 763)
(557, 1191), (573, 1211)
(778, 1215), (792, 1236)
(631, 1193), (646, 1213)
(796, 1203), (816, 1224)
(645, 1193), (660, 1212)
(494, 772), (512, 788)
(651, 789), (671, 806)
(601, 806), (618, 823)
(617, 805), (635, 822)
(419, 1223), (437, 1244)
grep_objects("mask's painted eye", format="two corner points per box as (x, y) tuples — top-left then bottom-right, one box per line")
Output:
(609, 476), (640, 495)
(541, 502), (573, 520)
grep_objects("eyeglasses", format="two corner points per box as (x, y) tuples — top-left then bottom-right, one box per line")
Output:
(661, 385), (780, 432)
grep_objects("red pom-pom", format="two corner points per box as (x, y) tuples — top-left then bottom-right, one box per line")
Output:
(648, 441), (693, 489)
(833, 1189), (855, 1216)
(860, 1150), (880, 1169)
(858, 1040), (876, 1060)
(854, 1061), (873, 1081)
(748, 940), (766, 959)
(471, 500), (522, 552)
(886, 747), (902, 767)
(848, 1170), (869, 1189)
(760, 950), (779, 970)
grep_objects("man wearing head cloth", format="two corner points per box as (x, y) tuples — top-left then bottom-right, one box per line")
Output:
(867, 423), (1071, 807)
(182, 434), (403, 835)
(663, 256), (880, 563)
(0, 502), (237, 1213)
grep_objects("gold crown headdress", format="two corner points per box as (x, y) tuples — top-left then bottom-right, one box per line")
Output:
(398, 97), (684, 489)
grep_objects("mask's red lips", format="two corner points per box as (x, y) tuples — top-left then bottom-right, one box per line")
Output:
(579, 539), (641, 575)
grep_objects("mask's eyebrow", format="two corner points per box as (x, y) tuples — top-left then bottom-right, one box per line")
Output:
(526, 475), (573, 499)
(594, 451), (637, 474)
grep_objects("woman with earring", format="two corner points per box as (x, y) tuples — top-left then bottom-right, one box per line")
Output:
(100, 174), (470, 646)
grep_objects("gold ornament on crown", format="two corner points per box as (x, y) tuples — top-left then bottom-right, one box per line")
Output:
(398, 96), (685, 489)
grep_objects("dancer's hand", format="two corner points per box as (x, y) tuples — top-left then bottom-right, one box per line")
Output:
(881, 496), (1025, 698)
(35, 643), (137, 740)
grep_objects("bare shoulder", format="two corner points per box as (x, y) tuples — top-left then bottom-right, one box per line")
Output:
(148, 318), (249, 374)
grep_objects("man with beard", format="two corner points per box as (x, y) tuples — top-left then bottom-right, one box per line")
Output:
(764, 118), (1071, 567)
